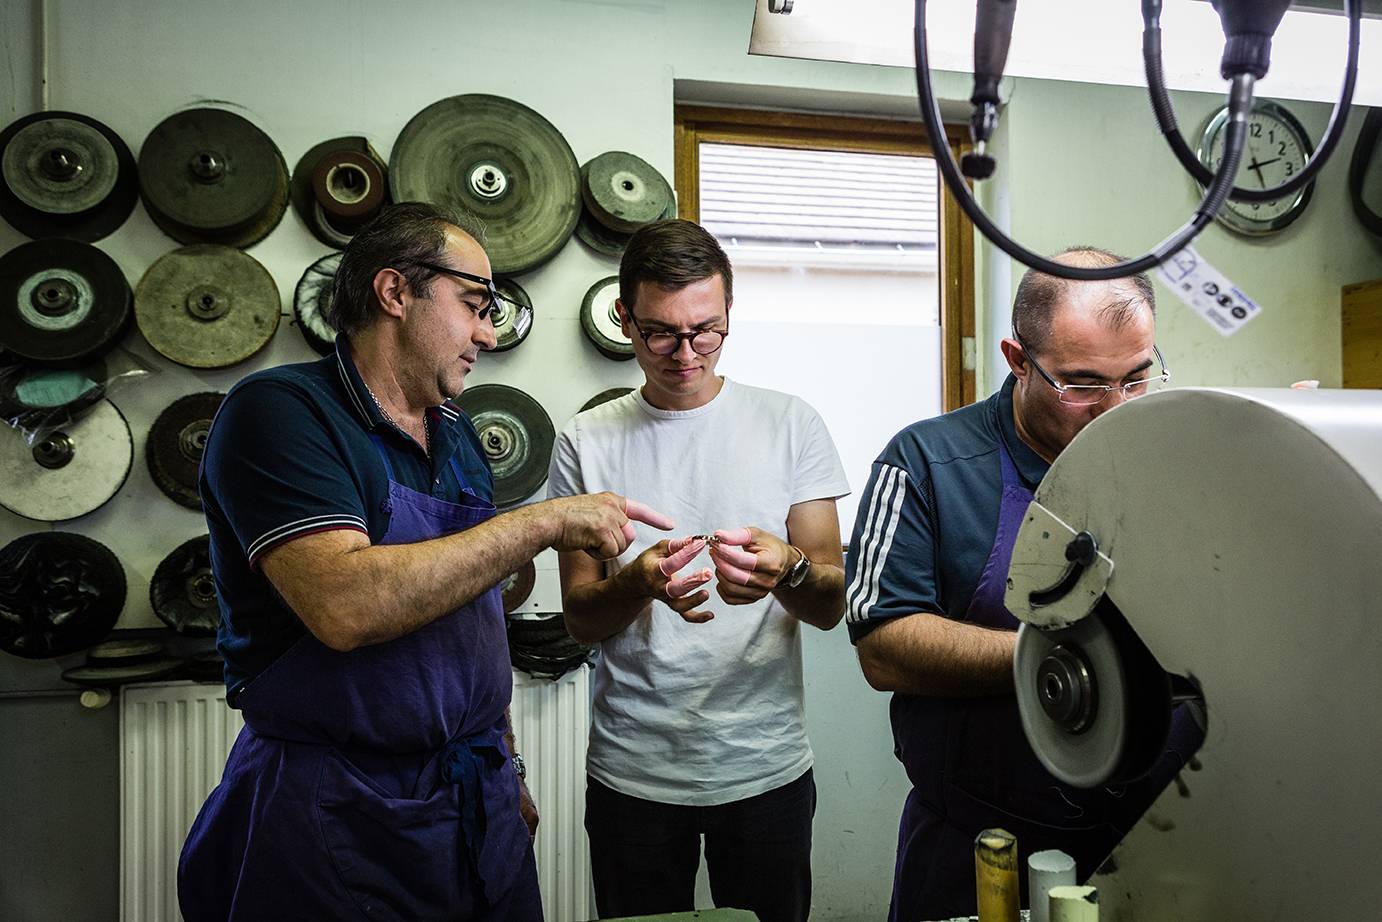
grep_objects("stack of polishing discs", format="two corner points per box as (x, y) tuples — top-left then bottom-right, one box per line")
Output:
(575, 151), (675, 257)
(291, 136), (389, 248)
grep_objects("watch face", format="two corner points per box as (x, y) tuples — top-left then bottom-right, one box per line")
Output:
(1198, 101), (1314, 236)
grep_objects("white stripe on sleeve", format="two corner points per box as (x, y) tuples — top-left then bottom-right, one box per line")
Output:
(846, 465), (907, 622)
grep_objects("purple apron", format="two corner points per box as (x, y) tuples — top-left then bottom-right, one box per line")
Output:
(178, 439), (542, 922)
(887, 438), (1198, 921)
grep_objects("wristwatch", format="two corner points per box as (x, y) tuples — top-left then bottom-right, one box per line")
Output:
(777, 546), (812, 590)
(512, 753), (527, 781)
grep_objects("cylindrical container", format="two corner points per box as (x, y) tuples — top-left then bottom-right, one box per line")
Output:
(1028, 849), (1077, 922)
(1049, 884), (1099, 922)
(974, 827), (1019, 922)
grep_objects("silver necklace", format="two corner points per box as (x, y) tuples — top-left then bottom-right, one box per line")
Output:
(362, 379), (429, 455)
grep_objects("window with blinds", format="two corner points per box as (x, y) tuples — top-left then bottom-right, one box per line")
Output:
(698, 142), (938, 270)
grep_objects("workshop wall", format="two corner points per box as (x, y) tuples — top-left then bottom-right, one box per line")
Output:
(1, 2), (1379, 921)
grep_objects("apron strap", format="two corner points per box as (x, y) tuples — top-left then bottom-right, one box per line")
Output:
(367, 433), (397, 481)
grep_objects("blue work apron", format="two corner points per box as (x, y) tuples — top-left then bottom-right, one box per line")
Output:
(178, 440), (542, 922)
(887, 438), (1197, 921)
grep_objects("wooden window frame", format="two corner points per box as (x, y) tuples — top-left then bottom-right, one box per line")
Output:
(674, 105), (977, 410)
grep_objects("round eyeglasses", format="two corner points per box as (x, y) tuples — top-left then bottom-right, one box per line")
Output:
(628, 311), (729, 356)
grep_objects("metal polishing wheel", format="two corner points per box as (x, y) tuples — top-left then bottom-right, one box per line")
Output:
(146, 392), (223, 509)
(456, 384), (556, 508)
(579, 387), (634, 413)
(86, 638), (166, 663)
(291, 136), (389, 248)
(61, 656), (184, 687)
(390, 94), (580, 275)
(575, 205), (632, 258)
(1014, 615), (1131, 789)
(138, 107), (289, 248)
(292, 252), (340, 355)
(580, 276), (634, 361)
(490, 278), (534, 353)
(0, 398), (132, 521)
(0, 111), (139, 242)
(135, 244), (280, 368)
(0, 238), (132, 367)
(502, 561), (536, 614)
(580, 151), (674, 234)
(0, 531), (126, 658)
(150, 534), (220, 636)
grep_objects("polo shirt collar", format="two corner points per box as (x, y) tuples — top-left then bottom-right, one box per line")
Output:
(335, 334), (465, 435)
(997, 374), (1050, 488)
(334, 334), (386, 429)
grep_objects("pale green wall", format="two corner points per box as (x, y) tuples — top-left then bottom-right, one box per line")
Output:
(1, 3), (1379, 921)
(1001, 77), (1382, 390)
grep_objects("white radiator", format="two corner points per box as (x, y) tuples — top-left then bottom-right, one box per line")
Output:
(509, 664), (595, 922)
(119, 667), (593, 922)
(119, 681), (244, 922)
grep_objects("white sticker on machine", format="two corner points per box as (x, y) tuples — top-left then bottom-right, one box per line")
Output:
(1156, 245), (1262, 337)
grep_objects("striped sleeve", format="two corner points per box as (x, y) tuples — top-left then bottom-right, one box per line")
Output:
(202, 379), (370, 569)
(844, 457), (938, 644)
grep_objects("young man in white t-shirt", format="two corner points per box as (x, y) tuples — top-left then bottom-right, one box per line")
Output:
(547, 219), (850, 922)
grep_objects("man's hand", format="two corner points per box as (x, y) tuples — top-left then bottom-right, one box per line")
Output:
(709, 527), (797, 605)
(617, 535), (716, 623)
(517, 777), (539, 841)
(547, 493), (674, 559)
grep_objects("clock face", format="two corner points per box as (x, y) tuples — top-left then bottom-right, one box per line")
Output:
(1199, 102), (1314, 236)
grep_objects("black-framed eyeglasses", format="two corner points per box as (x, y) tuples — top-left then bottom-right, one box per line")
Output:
(627, 310), (729, 356)
(1014, 329), (1170, 407)
(411, 261), (512, 321)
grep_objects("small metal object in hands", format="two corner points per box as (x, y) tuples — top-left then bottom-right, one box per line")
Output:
(689, 534), (721, 547)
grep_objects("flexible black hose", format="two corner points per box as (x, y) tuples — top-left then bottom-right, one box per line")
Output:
(1349, 108), (1382, 237)
(914, 0), (1251, 281)
(1142, 0), (1360, 203)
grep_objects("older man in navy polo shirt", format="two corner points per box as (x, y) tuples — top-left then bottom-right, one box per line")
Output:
(179, 202), (671, 922)
(846, 247), (1200, 921)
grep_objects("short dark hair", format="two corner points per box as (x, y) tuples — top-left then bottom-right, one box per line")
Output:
(618, 219), (733, 310)
(326, 201), (486, 336)
(1012, 246), (1156, 353)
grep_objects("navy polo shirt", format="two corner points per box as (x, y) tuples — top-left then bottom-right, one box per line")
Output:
(200, 336), (493, 699)
(844, 375), (1049, 642)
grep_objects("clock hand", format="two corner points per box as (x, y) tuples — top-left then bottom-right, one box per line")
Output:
(1254, 157), (1282, 169)
(1246, 155), (1268, 188)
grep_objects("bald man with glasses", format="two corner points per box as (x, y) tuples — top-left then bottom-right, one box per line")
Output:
(547, 219), (850, 922)
(846, 247), (1199, 921)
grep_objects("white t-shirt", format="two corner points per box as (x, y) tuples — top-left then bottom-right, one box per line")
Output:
(546, 378), (850, 806)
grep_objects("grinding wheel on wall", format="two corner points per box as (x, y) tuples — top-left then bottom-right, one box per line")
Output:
(0, 111), (139, 242)
(580, 387), (634, 413)
(135, 244), (280, 368)
(62, 650), (184, 687)
(580, 276), (634, 360)
(293, 252), (340, 355)
(291, 136), (390, 248)
(138, 107), (289, 248)
(576, 196), (677, 259)
(0, 398), (132, 521)
(580, 151), (674, 235)
(0, 238), (131, 367)
(146, 392), (224, 509)
(0, 359), (110, 435)
(501, 560), (536, 614)
(150, 535), (220, 636)
(0, 531), (126, 658)
(507, 613), (593, 680)
(390, 94), (580, 276)
(456, 383), (555, 508)
(491, 278), (534, 353)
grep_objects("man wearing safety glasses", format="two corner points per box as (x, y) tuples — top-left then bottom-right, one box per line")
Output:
(548, 219), (850, 922)
(180, 202), (672, 921)
(846, 247), (1195, 920)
